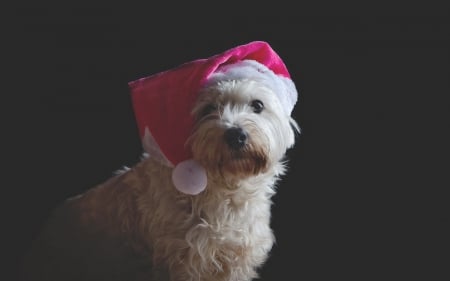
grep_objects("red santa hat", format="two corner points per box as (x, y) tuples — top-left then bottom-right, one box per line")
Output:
(128, 41), (298, 195)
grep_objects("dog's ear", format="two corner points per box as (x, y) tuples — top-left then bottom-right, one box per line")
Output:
(284, 117), (301, 150)
(290, 118), (301, 136)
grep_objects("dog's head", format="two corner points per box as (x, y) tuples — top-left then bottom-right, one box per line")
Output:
(189, 74), (300, 180)
(129, 43), (301, 194)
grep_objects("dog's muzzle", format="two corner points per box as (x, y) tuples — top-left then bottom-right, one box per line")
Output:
(224, 127), (248, 150)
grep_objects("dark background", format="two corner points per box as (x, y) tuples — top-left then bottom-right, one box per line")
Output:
(5, 4), (449, 281)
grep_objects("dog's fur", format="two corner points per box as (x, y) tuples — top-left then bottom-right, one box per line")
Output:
(21, 78), (299, 281)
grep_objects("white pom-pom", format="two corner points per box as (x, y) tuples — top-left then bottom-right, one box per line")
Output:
(172, 159), (207, 195)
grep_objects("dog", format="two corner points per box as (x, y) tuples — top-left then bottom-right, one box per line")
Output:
(20, 45), (300, 281)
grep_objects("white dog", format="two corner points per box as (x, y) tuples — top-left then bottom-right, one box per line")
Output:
(21, 42), (300, 281)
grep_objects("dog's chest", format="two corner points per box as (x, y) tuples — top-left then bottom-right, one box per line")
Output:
(186, 194), (274, 259)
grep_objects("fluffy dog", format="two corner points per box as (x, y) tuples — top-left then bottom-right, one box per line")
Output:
(21, 43), (300, 281)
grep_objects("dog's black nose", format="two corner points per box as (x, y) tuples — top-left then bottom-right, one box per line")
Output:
(224, 127), (248, 150)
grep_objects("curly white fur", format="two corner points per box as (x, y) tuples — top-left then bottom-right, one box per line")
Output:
(21, 77), (299, 281)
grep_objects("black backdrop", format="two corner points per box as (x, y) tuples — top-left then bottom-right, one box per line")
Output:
(5, 4), (449, 281)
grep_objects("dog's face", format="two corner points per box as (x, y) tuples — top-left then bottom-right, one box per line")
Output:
(189, 79), (299, 179)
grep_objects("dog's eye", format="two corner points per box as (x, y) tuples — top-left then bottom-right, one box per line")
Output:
(250, 100), (264, 113)
(200, 104), (217, 117)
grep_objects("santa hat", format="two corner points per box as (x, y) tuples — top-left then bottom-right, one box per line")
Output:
(128, 41), (298, 195)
